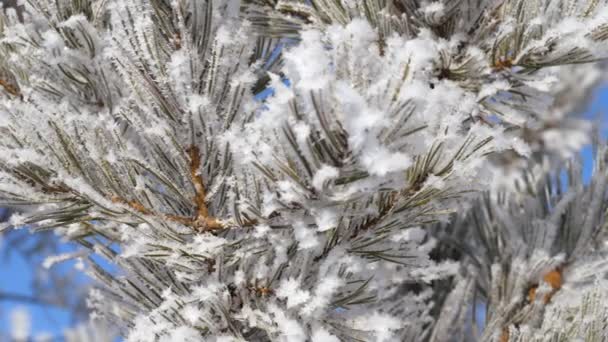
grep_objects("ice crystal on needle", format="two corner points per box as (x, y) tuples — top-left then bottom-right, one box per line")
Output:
(0, 0), (607, 341)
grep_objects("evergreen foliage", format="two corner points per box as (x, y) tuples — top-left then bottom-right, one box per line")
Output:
(0, 0), (607, 341)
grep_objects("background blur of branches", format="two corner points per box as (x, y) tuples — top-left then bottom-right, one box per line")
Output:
(0, 0), (607, 340)
(0, 210), (93, 339)
(0, 0), (99, 334)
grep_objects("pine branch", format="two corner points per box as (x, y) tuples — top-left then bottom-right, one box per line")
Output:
(0, 0), (607, 340)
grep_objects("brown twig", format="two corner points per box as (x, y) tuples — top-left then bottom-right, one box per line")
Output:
(493, 57), (514, 71)
(527, 269), (562, 304)
(187, 146), (210, 219)
(500, 328), (509, 342)
(110, 146), (259, 233)
(248, 284), (274, 297)
(111, 196), (152, 215)
(501, 268), (563, 342)
(0, 78), (20, 97)
(112, 193), (223, 232)
(186, 145), (226, 231)
(110, 146), (237, 232)
(172, 32), (182, 50)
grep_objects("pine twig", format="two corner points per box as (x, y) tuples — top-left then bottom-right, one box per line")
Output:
(527, 269), (562, 304)
(500, 268), (563, 342)
(186, 145), (223, 231)
(0, 78), (20, 97)
(111, 146), (258, 232)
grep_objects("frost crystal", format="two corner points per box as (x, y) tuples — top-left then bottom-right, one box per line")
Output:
(0, 0), (607, 341)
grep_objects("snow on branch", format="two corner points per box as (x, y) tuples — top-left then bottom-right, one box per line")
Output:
(0, 0), (606, 341)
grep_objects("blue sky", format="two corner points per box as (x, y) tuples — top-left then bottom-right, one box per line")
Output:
(0, 226), (85, 340)
(580, 85), (608, 182)
(1, 85), (607, 339)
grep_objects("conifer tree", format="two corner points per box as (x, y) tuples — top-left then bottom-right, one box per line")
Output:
(0, 0), (607, 341)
